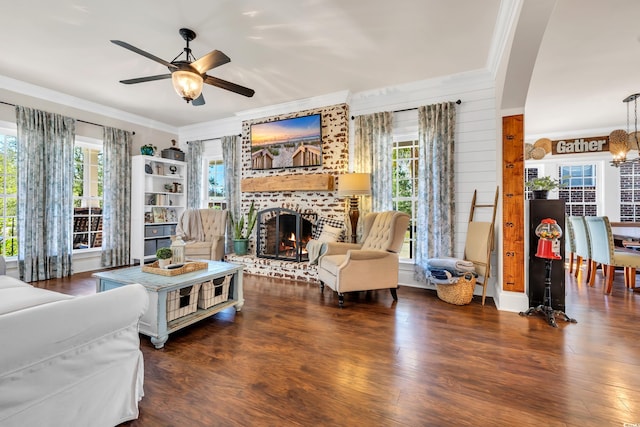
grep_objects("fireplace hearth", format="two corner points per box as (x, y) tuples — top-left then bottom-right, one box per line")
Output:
(256, 208), (316, 262)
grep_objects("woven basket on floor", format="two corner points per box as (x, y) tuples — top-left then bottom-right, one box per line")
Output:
(435, 273), (476, 305)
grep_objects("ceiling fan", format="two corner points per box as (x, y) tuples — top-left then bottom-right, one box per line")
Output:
(111, 28), (255, 106)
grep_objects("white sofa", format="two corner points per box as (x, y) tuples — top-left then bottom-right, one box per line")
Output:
(0, 273), (149, 427)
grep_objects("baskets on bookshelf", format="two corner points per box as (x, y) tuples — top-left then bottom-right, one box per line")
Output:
(435, 273), (476, 305)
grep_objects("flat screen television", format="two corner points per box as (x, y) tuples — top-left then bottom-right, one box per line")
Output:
(250, 113), (322, 170)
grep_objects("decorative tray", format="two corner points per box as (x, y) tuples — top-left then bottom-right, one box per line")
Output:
(141, 261), (208, 276)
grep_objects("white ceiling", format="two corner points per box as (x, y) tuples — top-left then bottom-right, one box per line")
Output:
(0, 0), (639, 137)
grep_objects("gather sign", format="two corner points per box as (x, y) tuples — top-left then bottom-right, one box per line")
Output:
(551, 136), (609, 155)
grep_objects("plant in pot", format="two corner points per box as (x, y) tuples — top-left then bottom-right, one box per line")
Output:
(229, 201), (257, 256)
(156, 247), (173, 268)
(140, 144), (157, 156)
(525, 176), (564, 199)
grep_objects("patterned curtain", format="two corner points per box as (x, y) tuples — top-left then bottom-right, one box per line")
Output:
(221, 135), (239, 253)
(101, 127), (132, 267)
(186, 140), (203, 209)
(16, 106), (75, 282)
(353, 112), (393, 239)
(414, 102), (456, 282)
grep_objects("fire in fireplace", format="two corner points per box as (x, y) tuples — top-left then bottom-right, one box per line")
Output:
(256, 208), (316, 262)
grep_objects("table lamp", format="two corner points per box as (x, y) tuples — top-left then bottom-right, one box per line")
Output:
(338, 173), (371, 243)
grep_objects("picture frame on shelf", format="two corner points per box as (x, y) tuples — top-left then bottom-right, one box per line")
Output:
(144, 212), (154, 223)
(165, 207), (178, 223)
(152, 207), (167, 223)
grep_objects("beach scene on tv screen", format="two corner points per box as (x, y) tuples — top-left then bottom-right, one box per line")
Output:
(250, 114), (322, 170)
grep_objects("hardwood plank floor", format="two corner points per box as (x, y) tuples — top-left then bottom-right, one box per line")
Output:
(32, 265), (640, 427)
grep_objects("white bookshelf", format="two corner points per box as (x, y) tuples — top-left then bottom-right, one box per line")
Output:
(131, 155), (186, 265)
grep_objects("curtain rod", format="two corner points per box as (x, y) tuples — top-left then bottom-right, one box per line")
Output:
(189, 134), (242, 143)
(350, 99), (462, 120)
(0, 100), (136, 135)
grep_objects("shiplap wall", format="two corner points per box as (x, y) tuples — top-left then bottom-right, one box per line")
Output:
(349, 71), (499, 267)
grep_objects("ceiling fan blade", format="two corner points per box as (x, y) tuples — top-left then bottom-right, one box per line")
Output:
(192, 93), (206, 106)
(119, 74), (172, 85)
(204, 75), (255, 97)
(191, 50), (230, 74)
(111, 40), (177, 70)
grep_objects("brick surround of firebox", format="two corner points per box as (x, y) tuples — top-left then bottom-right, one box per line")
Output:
(226, 103), (349, 282)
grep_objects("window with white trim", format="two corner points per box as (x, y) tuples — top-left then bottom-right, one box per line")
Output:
(207, 159), (226, 210)
(391, 139), (417, 260)
(558, 164), (597, 216)
(73, 143), (103, 249)
(0, 132), (18, 257)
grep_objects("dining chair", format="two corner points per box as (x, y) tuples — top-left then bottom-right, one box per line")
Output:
(584, 216), (640, 294)
(568, 216), (591, 282)
(565, 218), (576, 274)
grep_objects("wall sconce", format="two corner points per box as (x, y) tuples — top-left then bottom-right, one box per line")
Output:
(338, 173), (371, 243)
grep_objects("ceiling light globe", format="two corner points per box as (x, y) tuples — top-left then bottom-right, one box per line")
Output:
(172, 70), (203, 102)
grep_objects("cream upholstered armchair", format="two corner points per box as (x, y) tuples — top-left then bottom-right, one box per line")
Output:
(317, 211), (410, 306)
(176, 209), (227, 261)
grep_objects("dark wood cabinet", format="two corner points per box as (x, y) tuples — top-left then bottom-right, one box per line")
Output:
(528, 199), (566, 311)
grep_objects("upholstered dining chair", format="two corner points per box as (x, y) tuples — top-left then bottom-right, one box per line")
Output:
(584, 216), (640, 294)
(317, 210), (410, 306)
(565, 218), (577, 274)
(568, 216), (592, 282)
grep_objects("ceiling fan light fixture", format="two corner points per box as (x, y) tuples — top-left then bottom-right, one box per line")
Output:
(172, 70), (203, 102)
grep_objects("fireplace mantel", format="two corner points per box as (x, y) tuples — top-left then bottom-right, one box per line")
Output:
(241, 174), (334, 192)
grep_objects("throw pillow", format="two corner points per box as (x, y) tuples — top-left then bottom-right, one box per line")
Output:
(317, 224), (343, 243)
(313, 216), (345, 241)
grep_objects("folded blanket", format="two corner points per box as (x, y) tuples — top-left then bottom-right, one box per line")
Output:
(306, 239), (326, 265)
(427, 257), (476, 274)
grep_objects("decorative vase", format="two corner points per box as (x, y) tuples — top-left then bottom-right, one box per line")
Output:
(233, 239), (249, 256)
(141, 146), (155, 156)
(532, 190), (549, 200)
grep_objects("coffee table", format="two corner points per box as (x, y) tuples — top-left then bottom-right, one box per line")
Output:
(93, 260), (244, 349)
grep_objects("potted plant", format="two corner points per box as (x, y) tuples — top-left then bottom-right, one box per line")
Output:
(156, 247), (173, 268)
(525, 176), (564, 199)
(141, 144), (157, 156)
(229, 201), (257, 255)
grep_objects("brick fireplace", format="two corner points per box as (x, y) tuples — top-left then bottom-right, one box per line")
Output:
(225, 103), (349, 282)
(256, 208), (316, 262)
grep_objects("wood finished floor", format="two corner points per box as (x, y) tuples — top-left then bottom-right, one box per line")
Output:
(34, 265), (640, 427)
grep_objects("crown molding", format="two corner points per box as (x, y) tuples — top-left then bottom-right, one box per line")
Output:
(0, 75), (177, 134)
(486, 0), (524, 79)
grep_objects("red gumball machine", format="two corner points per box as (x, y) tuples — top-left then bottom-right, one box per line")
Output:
(535, 218), (563, 260)
(520, 218), (577, 327)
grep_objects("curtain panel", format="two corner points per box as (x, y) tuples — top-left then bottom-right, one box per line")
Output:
(352, 112), (393, 240)
(221, 135), (239, 253)
(101, 127), (132, 267)
(186, 140), (203, 209)
(16, 106), (76, 282)
(414, 102), (456, 283)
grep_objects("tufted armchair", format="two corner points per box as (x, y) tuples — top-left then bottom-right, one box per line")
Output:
(317, 210), (410, 306)
(176, 209), (227, 261)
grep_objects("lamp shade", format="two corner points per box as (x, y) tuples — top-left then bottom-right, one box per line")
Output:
(338, 173), (371, 196)
(172, 70), (203, 102)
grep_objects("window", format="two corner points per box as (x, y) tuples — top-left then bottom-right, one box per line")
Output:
(391, 139), (417, 260)
(619, 162), (640, 221)
(558, 164), (597, 216)
(0, 132), (18, 257)
(524, 167), (540, 200)
(207, 159), (226, 210)
(73, 144), (103, 249)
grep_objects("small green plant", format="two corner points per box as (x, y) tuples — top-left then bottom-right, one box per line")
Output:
(229, 201), (257, 240)
(525, 176), (564, 191)
(156, 247), (173, 260)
